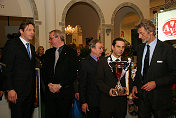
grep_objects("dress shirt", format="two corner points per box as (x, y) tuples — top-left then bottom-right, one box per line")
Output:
(111, 54), (121, 62)
(141, 38), (157, 75)
(19, 36), (31, 57)
(90, 54), (99, 62)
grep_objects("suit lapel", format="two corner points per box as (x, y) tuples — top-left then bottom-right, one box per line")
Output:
(16, 38), (31, 61)
(88, 55), (97, 68)
(57, 45), (66, 62)
(137, 44), (145, 77)
(149, 40), (163, 68)
(30, 44), (35, 60)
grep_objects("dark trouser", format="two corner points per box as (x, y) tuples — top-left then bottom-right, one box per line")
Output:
(84, 106), (99, 118)
(10, 95), (34, 118)
(45, 93), (73, 118)
(138, 92), (168, 118)
(99, 96), (127, 118)
(99, 111), (126, 118)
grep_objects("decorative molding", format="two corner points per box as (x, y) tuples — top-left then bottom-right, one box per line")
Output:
(0, 4), (5, 8)
(0, 0), (6, 8)
(34, 20), (42, 26)
(59, 22), (65, 26)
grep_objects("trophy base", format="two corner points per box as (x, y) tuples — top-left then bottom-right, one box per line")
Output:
(112, 87), (127, 96)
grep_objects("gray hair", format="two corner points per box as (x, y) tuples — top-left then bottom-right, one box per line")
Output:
(49, 30), (65, 42)
(136, 19), (156, 36)
(89, 39), (102, 49)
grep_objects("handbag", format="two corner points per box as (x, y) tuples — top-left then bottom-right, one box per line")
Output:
(72, 98), (82, 118)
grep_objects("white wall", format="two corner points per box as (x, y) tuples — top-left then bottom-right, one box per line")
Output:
(0, 0), (33, 17)
(0, 0), (150, 51)
(34, 0), (47, 49)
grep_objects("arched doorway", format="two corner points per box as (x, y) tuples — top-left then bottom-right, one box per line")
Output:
(61, 0), (105, 46)
(112, 2), (144, 43)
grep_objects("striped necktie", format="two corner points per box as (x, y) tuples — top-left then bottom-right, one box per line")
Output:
(26, 43), (31, 59)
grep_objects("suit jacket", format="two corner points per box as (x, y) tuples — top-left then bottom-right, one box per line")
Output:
(3, 38), (36, 99)
(79, 55), (99, 107)
(96, 56), (128, 111)
(133, 39), (176, 110)
(42, 45), (78, 99)
(0, 64), (3, 91)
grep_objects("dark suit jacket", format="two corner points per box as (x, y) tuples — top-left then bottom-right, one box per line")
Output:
(0, 64), (3, 91)
(3, 38), (36, 99)
(96, 56), (128, 111)
(42, 45), (78, 99)
(79, 55), (99, 107)
(133, 39), (176, 110)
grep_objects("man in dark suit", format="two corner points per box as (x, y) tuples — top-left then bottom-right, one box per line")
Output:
(79, 39), (103, 118)
(42, 30), (78, 118)
(3, 20), (36, 118)
(96, 38), (129, 118)
(132, 19), (176, 118)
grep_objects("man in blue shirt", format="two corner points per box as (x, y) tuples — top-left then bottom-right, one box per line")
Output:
(132, 19), (176, 118)
(79, 39), (103, 118)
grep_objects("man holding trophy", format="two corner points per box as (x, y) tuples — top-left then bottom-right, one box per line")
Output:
(96, 38), (131, 118)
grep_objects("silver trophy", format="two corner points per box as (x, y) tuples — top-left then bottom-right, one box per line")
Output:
(112, 58), (131, 96)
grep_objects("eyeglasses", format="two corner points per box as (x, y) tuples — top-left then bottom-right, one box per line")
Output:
(49, 37), (55, 40)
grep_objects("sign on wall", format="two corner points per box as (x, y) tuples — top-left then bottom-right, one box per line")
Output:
(158, 9), (176, 41)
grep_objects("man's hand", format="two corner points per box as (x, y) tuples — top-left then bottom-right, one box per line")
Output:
(8, 90), (17, 104)
(48, 83), (61, 93)
(132, 86), (138, 99)
(82, 103), (89, 114)
(141, 81), (156, 92)
(75, 93), (79, 101)
(109, 88), (117, 96)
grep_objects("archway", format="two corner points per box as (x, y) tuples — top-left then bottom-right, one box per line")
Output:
(111, 2), (144, 43)
(61, 0), (105, 46)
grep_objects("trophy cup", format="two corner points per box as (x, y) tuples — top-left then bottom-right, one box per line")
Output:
(112, 59), (131, 96)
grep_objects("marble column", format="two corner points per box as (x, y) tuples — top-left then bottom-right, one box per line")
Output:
(45, 0), (56, 49)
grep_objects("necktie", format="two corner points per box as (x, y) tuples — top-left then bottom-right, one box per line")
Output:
(26, 43), (31, 59)
(143, 45), (150, 83)
(115, 59), (120, 62)
(97, 57), (99, 61)
(54, 48), (59, 69)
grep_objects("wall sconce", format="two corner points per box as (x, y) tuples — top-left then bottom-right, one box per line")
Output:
(106, 29), (111, 36)
(160, 8), (164, 12)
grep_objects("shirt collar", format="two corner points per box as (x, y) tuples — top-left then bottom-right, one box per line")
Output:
(19, 36), (30, 46)
(90, 54), (98, 62)
(56, 44), (64, 53)
(111, 54), (121, 61)
(146, 38), (157, 47)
